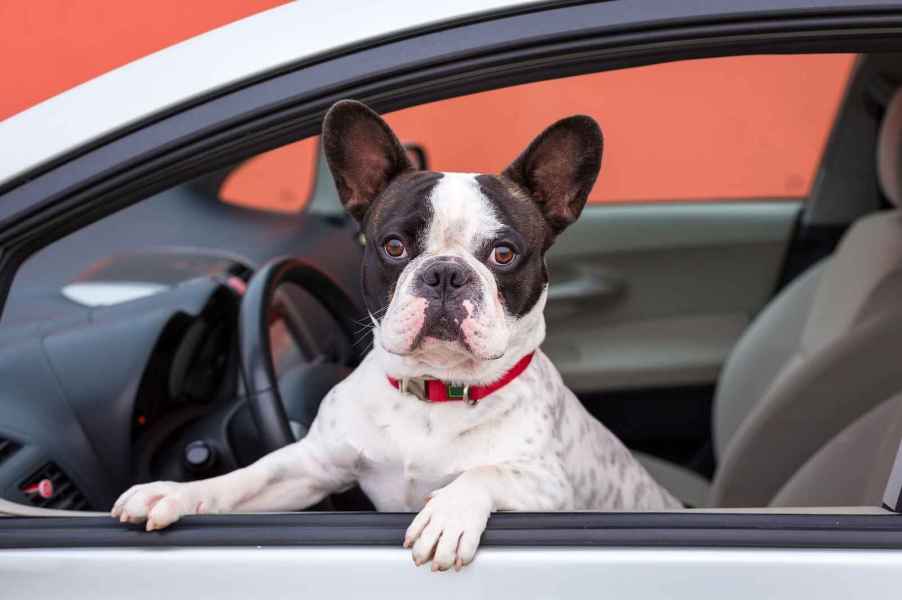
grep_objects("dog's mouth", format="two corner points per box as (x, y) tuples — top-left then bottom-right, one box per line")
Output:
(420, 306), (462, 342)
(383, 310), (504, 362)
(393, 309), (469, 355)
(386, 338), (505, 379)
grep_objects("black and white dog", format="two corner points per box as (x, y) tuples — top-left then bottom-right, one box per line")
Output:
(112, 100), (680, 571)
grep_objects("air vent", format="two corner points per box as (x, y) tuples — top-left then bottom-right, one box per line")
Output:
(19, 463), (92, 511)
(0, 436), (21, 466)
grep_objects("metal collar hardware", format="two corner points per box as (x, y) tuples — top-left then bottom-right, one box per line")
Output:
(399, 378), (474, 405)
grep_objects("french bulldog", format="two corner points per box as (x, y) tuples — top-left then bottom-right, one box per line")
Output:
(112, 100), (680, 571)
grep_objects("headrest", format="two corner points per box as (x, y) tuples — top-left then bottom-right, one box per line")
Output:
(878, 89), (902, 207)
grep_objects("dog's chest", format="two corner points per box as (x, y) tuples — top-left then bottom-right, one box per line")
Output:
(340, 378), (540, 511)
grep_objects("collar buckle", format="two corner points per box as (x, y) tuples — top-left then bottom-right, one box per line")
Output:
(398, 378), (474, 405)
(399, 377), (428, 402)
(390, 352), (535, 404)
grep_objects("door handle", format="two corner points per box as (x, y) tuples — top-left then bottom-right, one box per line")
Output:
(548, 273), (624, 303)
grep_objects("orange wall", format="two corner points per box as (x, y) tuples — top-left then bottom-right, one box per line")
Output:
(388, 54), (855, 202)
(0, 1), (288, 122)
(223, 54), (855, 213)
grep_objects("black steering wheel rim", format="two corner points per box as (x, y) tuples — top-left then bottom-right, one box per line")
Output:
(238, 257), (364, 453)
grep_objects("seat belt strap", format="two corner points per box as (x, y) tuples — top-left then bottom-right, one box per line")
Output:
(882, 440), (902, 512)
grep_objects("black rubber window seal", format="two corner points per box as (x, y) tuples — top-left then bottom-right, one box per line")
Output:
(2, 512), (902, 550)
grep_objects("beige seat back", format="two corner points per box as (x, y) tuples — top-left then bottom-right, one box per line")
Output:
(771, 391), (902, 508)
(708, 88), (902, 507)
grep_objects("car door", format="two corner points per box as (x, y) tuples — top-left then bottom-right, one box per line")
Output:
(546, 201), (798, 394)
(3, 511), (902, 599)
(3, 2), (902, 598)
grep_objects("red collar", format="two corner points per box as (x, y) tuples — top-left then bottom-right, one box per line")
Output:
(387, 352), (535, 404)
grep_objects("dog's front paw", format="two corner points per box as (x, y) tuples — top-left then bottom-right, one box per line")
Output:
(404, 482), (492, 572)
(111, 481), (204, 531)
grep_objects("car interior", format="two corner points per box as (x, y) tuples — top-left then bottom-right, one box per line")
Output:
(1, 51), (902, 518)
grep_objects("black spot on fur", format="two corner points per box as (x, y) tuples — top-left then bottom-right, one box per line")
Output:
(358, 171), (443, 315)
(475, 175), (549, 318)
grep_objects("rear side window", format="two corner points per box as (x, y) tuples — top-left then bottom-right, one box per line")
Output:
(220, 137), (319, 214)
(220, 54), (855, 213)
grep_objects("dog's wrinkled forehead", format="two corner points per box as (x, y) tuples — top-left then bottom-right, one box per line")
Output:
(364, 171), (546, 259)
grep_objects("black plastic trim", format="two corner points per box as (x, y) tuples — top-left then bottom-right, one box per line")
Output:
(774, 220), (849, 292)
(2, 512), (902, 550)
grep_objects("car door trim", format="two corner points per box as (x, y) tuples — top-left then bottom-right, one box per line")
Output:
(2, 511), (902, 550)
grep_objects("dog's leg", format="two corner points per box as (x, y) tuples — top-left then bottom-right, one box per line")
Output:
(112, 419), (357, 531)
(404, 460), (571, 571)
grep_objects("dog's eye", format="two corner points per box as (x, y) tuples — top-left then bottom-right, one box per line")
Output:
(490, 245), (516, 266)
(383, 237), (408, 259)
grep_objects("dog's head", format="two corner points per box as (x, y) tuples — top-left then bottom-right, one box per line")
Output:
(323, 100), (602, 383)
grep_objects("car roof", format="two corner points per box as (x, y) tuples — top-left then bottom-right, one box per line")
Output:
(0, 0), (538, 188)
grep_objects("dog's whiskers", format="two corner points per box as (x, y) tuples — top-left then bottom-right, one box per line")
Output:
(352, 305), (387, 327)
(353, 330), (374, 348)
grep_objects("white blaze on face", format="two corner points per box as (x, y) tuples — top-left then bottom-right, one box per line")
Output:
(423, 173), (501, 254)
(422, 173), (509, 359)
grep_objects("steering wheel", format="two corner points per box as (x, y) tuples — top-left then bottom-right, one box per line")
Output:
(238, 257), (364, 453)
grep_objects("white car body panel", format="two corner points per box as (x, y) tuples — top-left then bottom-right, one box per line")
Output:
(0, 0), (538, 188)
(5, 546), (902, 599)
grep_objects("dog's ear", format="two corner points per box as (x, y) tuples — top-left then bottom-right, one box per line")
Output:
(502, 115), (602, 237)
(322, 100), (413, 222)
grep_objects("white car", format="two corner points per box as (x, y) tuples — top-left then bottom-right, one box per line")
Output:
(2, 1), (902, 597)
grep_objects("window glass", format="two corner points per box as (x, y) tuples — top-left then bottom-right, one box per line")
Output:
(220, 136), (319, 213)
(386, 54), (856, 203)
(221, 54), (855, 211)
(0, 50), (882, 526)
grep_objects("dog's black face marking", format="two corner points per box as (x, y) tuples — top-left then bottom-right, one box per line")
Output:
(360, 170), (549, 336)
(475, 174), (550, 318)
(359, 170), (443, 315)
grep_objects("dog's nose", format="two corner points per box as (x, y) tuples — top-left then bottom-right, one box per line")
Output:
(420, 261), (472, 300)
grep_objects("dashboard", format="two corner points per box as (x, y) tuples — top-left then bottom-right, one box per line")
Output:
(0, 271), (354, 512)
